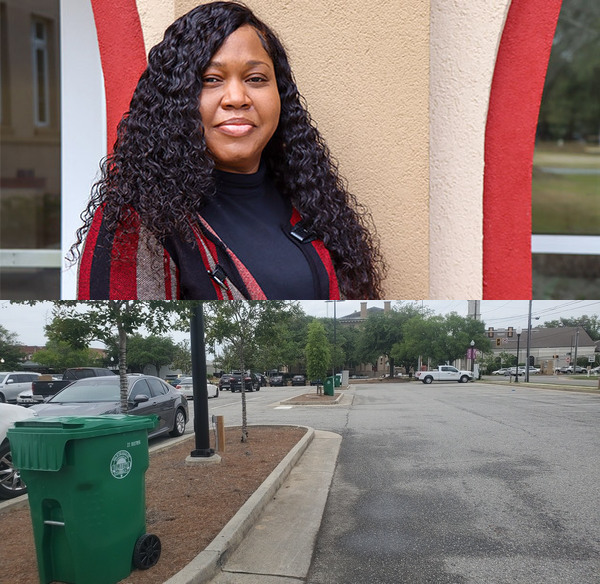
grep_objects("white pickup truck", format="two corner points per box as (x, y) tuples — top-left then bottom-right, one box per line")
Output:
(415, 366), (473, 384)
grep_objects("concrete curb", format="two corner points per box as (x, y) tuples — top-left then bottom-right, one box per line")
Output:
(479, 380), (599, 394)
(164, 425), (315, 584)
(279, 392), (345, 406)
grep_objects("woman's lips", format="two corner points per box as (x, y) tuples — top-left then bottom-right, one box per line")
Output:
(216, 119), (255, 137)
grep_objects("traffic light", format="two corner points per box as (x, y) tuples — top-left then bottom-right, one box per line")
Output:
(496, 338), (501, 347)
(487, 327), (494, 338)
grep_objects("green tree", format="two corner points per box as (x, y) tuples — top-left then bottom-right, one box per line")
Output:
(41, 301), (192, 411)
(44, 311), (96, 350)
(0, 325), (24, 370)
(543, 315), (600, 340)
(205, 301), (292, 441)
(538, 0), (600, 141)
(253, 305), (309, 373)
(32, 341), (103, 370)
(399, 312), (490, 368)
(126, 334), (176, 375)
(172, 339), (192, 375)
(358, 303), (424, 376)
(305, 320), (331, 390)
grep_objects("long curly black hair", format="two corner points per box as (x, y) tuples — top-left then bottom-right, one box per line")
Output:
(70, 1), (385, 298)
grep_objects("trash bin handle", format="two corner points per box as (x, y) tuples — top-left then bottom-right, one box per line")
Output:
(44, 520), (65, 527)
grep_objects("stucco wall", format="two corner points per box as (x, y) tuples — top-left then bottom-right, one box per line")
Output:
(149, 0), (430, 298)
(429, 0), (511, 299)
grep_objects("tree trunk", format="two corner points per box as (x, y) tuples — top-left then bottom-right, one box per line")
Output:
(240, 357), (248, 442)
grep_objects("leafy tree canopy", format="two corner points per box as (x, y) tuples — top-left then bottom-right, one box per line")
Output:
(0, 325), (25, 370)
(32, 341), (104, 370)
(542, 314), (600, 341)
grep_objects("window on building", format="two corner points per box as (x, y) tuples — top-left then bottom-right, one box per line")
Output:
(532, 0), (600, 298)
(32, 17), (50, 127)
(0, 0), (61, 299)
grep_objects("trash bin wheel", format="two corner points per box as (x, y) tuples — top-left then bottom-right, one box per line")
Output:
(133, 533), (161, 569)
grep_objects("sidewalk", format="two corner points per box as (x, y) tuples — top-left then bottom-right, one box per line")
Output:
(167, 429), (342, 584)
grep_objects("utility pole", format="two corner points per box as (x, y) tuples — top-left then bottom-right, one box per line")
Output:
(526, 300), (532, 383)
(572, 326), (580, 375)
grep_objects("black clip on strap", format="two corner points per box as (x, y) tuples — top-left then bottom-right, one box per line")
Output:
(290, 223), (316, 243)
(209, 265), (228, 289)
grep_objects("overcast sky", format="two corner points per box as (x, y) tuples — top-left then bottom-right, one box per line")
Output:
(1, 300), (599, 348)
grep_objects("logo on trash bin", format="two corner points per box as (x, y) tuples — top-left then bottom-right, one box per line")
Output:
(110, 450), (132, 479)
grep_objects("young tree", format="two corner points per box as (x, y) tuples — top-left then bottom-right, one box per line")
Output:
(205, 300), (292, 442)
(41, 301), (191, 411)
(305, 320), (331, 392)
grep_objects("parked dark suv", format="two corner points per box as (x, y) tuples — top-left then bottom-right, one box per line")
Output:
(291, 375), (306, 386)
(218, 373), (238, 391)
(270, 373), (286, 387)
(221, 372), (260, 392)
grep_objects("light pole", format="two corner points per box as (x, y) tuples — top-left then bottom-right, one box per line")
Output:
(470, 340), (475, 375)
(515, 327), (522, 384)
(189, 302), (215, 458)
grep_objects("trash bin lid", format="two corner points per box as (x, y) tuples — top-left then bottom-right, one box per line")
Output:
(8, 415), (158, 471)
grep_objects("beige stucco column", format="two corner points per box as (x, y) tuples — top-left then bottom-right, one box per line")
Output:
(429, 0), (511, 298)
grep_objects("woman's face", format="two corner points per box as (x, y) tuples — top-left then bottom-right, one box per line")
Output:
(199, 25), (281, 174)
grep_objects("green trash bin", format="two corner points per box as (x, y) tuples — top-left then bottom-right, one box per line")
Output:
(8, 415), (160, 584)
(334, 374), (341, 387)
(323, 377), (334, 396)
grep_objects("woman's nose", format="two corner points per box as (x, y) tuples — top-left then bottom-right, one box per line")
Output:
(221, 79), (251, 108)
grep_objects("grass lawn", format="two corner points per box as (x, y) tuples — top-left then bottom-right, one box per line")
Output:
(532, 142), (600, 235)
(532, 170), (600, 234)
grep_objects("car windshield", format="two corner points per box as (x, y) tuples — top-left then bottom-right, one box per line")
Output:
(180, 377), (193, 383)
(0, 373), (8, 383)
(49, 378), (122, 403)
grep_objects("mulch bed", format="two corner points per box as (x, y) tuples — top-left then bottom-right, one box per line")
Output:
(283, 392), (341, 404)
(3, 425), (307, 584)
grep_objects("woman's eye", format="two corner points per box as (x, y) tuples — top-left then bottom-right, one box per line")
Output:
(247, 76), (267, 83)
(202, 76), (220, 84)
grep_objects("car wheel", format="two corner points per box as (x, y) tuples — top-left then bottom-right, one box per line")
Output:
(0, 441), (27, 499)
(169, 408), (186, 437)
(423, 376), (433, 384)
(0, 394), (5, 403)
(133, 533), (161, 569)
(460, 375), (469, 383)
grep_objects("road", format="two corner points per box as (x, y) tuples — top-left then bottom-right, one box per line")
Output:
(179, 382), (600, 583)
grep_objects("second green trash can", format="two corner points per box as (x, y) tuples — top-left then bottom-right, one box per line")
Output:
(323, 377), (335, 396)
(8, 414), (160, 584)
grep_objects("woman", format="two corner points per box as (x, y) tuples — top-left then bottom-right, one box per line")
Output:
(72, 1), (384, 300)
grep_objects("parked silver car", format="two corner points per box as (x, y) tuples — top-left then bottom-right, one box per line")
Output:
(0, 372), (41, 404)
(31, 375), (188, 439)
(0, 403), (35, 498)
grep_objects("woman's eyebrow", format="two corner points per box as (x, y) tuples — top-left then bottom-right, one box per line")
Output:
(207, 59), (271, 68)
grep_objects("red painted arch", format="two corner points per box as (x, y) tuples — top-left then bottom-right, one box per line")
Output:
(483, 0), (563, 299)
(90, 0), (147, 154)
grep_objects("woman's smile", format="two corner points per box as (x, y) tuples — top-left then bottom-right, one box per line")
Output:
(215, 117), (257, 137)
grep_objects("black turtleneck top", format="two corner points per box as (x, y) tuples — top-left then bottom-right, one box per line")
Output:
(200, 164), (317, 299)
